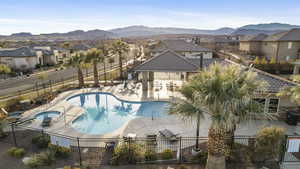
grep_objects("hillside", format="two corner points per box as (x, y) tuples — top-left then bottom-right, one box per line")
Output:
(239, 23), (300, 31)
(109, 25), (235, 37)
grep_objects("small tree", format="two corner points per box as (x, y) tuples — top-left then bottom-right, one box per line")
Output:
(261, 57), (268, 64)
(0, 64), (11, 75)
(253, 57), (260, 64)
(270, 57), (277, 64)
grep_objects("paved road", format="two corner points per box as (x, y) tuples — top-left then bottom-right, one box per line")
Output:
(0, 45), (137, 98)
(0, 67), (80, 96)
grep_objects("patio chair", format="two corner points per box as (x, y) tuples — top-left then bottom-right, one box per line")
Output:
(159, 129), (179, 142)
(42, 117), (52, 127)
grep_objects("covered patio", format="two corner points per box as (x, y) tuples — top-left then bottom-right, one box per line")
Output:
(133, 50), (199, 97)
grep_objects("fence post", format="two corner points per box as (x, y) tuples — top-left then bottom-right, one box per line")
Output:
(179, 137), (182, 164)
(128, 138), (132, 164)
(77, 137), (82, 166)
(279, 135), (288, 164)
(11, 123), (17, 147)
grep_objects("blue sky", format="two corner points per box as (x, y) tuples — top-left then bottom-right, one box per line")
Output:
(0, 0), (299, 35)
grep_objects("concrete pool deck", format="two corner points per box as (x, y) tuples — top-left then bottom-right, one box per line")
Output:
(18, 81), (300, 146)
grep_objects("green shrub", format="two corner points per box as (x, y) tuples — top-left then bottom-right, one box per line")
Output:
(48, 144), (71, 158)
(255, 126), (285, 161)
(7, 147), (25, 158)
(31, 134), (50, 148)
(111, 143), (144, 165)
(24, 151), (55, 168)
(161, 149), (173, 160)
(144, 150), (157, 161)
(191, 151), (208, 164)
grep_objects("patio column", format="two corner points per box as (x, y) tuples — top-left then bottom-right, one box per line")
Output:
(149, 72), (154, 89)
(142, 71), (149, 91)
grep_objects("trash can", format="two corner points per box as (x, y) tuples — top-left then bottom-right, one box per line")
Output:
(286, 111), (300, 125)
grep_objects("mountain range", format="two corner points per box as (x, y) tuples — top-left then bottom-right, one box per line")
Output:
(1, 23), (300, 41)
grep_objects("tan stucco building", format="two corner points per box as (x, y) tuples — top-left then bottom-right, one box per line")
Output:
(239, 29), (300, 62)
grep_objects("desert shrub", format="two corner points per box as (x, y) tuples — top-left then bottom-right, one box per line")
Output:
(7, 147), (25, 158)
(255, 127), (285, 161)
(111, 143), (144, 165)
(161, 149), (173, 160)
(24, 151), (55, 168)
(48, 144), (71, 158)
(4, 96), (25, 112)
(191, 151), (208, 164)
(144, 149), (157, 161)
(31, 134), (50, 148)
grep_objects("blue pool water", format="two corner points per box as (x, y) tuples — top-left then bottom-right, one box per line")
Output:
(67, 92), (169, 135)
(35, 111), (60, 120)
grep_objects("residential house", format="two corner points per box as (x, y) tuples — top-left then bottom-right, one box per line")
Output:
(0, 47), (41, 71)
(239, 29), (300, 62)
(239, 33), (268, 55)
(198, 36), (239, 51)
(32, 46), (70, 65)
(133, 49), (296, 118)
(261, 28), (300, 61)
(151, 39), (213, 59)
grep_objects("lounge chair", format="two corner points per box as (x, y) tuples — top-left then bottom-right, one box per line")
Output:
(42, 117), (52, 127)
(159, 129), (179, 142)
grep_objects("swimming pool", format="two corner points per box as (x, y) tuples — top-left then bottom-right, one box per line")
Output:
(35, 111), (60, 120)
(67, 92), (169, 135)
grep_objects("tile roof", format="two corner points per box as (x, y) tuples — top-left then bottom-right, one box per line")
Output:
(263, 28), (300, 41)
(0, 47), (37, 57)
(224, 60), (296, 93)
(134, 51), (295, 93)
(153, 39), (211, 52)
(240, 33), (268, 42)
(252, 68), (296, 93)
(134, 50), (199, 72)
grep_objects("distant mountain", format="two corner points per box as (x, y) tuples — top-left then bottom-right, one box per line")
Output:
(40, 29), (115, 40)
(1, 23), (300, 41)
(0, 29), (115, 41)
(231, 29), (281, 35)
(11, 32), (33, 37)
(109, 25), (235, 37)
(239, 23), (300, 31)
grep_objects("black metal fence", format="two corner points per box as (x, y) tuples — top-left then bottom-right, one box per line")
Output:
(0, 123), (291, 168)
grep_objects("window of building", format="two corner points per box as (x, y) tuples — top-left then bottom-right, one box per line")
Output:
(268, 98), (280, 113)
(253, 98), (280, 114)
(288, 42), (293, 49)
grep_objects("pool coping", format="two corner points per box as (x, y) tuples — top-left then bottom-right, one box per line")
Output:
(21, 86), (172, 140)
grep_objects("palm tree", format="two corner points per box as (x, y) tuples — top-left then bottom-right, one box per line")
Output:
(111, 40), (129, 80)
(68, 52), (86, 88)
(169, 63), (268, 169)
(277, 75), (300, 104)
(97, 42), (111, 84)
(108, 57), (115, 80)
(86, 48), (103, 87)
